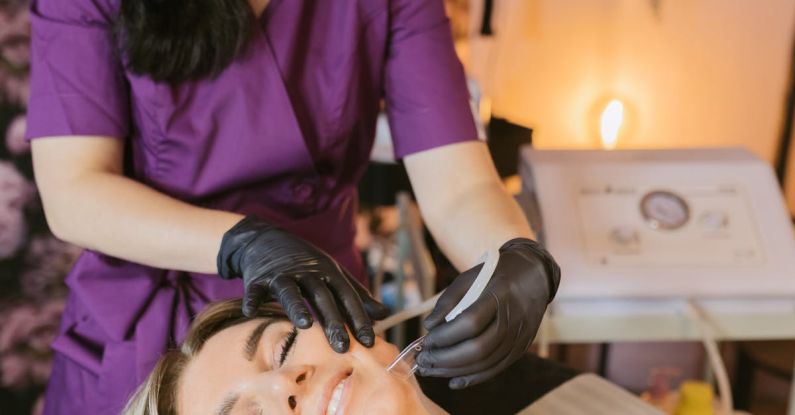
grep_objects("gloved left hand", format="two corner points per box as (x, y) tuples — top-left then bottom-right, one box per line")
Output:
(415, 237), (561, 389)
(217, 216), (390, 353)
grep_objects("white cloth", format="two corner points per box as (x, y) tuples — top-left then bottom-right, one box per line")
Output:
(518, 374), (663, 415)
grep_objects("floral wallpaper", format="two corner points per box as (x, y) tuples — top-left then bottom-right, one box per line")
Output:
(0, 1), (81, 414)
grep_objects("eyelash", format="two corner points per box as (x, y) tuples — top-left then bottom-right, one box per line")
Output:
(279, 327), (298, 367)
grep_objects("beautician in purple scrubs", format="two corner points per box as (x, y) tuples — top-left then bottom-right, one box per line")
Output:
(26, 0), (561, 413)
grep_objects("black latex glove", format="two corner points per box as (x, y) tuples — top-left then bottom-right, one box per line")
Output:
(217, 216), (390, 353)
(416, 237), (561, 389)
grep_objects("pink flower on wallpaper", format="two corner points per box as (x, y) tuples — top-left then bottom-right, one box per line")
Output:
(31, 395), (44, 415)
(0, 0), (30, 106)
(0, 353), (29, 389)
(0, 71), (29, 106)
(0, 300), (65, 355)
(0, 160), (34, 208)
(0, 299), (63, 390)
(0, 161), (34, 258)
(0, 17), (30, 69)
(21, 235), (80, 299)
(5, 114), (29, 155)
(0, 303), (36, 352)
(0, 203), (26, 259)
(0, 0), (29, 21)
(0, 2), (30, 66)
(30, 394), (44, 415)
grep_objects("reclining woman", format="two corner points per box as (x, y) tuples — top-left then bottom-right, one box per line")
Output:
(125, 298), (447, 415)
(124, 298), (577, 415)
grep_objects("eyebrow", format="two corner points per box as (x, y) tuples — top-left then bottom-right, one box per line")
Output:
(216, 393), (240, 415)
(213, 320), (277, 415)
(244, 320), (275, 361)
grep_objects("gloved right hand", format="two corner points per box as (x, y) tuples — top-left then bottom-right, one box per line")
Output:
(217, 216), (390, 353)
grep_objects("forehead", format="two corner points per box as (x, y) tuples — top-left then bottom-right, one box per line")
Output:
(178, 320), (264, 415)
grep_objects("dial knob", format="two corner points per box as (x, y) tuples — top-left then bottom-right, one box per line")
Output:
(640, 190), (690, 230)
(610, 227), (640, 246)
(699, 210), (729, 231)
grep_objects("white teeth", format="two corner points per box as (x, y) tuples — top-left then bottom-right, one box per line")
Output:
(326, 376), (349, 415)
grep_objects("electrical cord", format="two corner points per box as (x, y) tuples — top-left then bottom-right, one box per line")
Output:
(684, 299), (734, 414)
(536, 309), (551, 359)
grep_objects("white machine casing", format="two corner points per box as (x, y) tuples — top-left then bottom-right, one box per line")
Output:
(518, 147), (795, 299)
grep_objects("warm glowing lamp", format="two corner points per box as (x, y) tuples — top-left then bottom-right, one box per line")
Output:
(600, 99), (625, 150)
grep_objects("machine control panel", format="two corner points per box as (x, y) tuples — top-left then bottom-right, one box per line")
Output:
(576, 183), (764, 268)
(519, 148), (795, 298)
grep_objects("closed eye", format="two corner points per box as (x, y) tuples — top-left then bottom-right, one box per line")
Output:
(279, 327), (298, 367)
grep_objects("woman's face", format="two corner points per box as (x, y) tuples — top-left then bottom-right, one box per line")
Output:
(178, 319), (443, 415)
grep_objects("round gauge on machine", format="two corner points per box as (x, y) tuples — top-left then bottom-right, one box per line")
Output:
(639, 190), (690, 230)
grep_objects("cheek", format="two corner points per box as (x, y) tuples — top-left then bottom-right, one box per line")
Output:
(355, 369), (418, 415)
(287, 326), (339, 363)
(349, 340), (423, 414)
(368, 339), (401, 366)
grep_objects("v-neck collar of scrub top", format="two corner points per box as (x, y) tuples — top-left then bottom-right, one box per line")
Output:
(255, 0), (322, 179)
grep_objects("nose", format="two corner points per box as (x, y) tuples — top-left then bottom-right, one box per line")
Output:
(254, 365), (313, 412)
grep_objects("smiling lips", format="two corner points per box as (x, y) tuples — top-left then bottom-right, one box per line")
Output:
(326, 372), (352, 415)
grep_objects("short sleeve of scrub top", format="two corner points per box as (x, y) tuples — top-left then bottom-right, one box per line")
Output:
(384, 0), (478, 159)
(25, 0), (130, 139)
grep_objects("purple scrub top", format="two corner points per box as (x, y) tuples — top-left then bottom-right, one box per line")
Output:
(26, 0), (476, 413)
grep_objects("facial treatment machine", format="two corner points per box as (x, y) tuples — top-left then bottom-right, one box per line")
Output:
(517, 147), (795, 413)
(518, 147), (795, 298)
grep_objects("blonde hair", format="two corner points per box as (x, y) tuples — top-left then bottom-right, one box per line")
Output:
(123, 299), (287, 415)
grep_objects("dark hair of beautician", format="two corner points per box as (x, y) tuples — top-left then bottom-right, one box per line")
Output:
(117, 0), (255, 83)
(28, 0), (560, 413)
